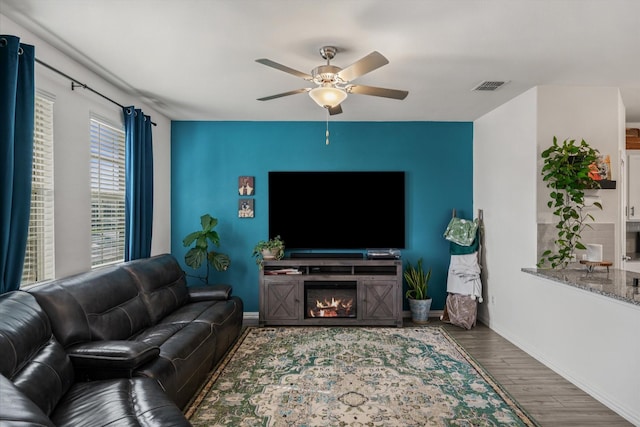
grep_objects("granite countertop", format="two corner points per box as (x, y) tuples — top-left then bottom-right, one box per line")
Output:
(522, 266), (640, 306)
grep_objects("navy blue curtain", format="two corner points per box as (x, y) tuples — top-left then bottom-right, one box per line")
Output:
(0, 35), (35, 293)
(123, 107), (153, 261)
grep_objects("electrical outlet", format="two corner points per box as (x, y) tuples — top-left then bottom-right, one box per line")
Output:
(491, 295), (496, 305)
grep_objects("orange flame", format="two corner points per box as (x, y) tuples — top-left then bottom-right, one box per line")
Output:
(309, 297), (354, 317)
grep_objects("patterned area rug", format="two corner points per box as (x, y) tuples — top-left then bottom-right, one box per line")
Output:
(186, 327), (537, 426)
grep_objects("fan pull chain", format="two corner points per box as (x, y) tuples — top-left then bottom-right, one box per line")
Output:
(325, 108), (330, 145)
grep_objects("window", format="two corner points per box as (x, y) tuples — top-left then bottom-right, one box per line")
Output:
(90, 116), (126, 268)
(21, 93), (55, 286)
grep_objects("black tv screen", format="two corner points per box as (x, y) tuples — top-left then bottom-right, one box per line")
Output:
(268, 171), (405, 250)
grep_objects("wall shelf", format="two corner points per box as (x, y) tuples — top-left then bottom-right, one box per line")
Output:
(597, 179), (616, 189)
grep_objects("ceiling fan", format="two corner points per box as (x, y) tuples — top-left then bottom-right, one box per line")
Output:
(255, 46), (409, 115)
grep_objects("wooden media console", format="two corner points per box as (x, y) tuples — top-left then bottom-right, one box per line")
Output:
(259, 258), (403, 327)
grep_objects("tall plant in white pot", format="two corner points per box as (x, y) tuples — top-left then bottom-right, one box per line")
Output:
(404, 258), (432, 324)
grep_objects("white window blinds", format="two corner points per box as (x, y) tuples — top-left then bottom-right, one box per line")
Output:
(90, 116), (126, 268)
(21, 93), (55, 286)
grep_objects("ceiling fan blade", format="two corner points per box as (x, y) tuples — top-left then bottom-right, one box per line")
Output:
(347, 84), (408, 100)
(255, 58), (313, 81)
(328, 104), (343, 115)
(337, 51), (389, 82)
(257, 88), (310, 101)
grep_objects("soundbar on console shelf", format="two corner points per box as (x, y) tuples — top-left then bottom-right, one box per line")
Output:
(366, 249), (401, 259)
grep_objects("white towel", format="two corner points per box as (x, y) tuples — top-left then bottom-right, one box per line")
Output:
(447, 252), (483, 302)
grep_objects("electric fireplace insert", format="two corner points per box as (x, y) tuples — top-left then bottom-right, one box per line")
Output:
(304, 281), (357, 319)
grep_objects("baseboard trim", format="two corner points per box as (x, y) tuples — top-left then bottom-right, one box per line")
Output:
(243, 310), (446, 325)
(243, 312), (259, 321)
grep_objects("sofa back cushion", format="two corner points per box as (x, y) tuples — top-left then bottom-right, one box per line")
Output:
(0, 374), (56, 427)
(0, 291), (74, 416)
(122, 254), (189, 324)
(29, 265), (151, 347)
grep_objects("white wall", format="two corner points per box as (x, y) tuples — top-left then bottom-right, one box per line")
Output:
(2, 14), (172, 278)
(474, 86), (639, 425)
(473, 86), (539, 328)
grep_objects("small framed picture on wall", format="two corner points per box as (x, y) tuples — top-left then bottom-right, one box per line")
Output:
(238, 176), (254, 195)
(238, 199), (254, 218)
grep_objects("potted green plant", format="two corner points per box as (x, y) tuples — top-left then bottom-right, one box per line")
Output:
(252, 235), (285, 268)
(404, 258), (432, 324)
(538, 137), (603, 269)
(182, 213), (230, 284)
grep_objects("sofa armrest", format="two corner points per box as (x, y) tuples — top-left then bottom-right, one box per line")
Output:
(188, 284), (232, 301)
(66, 341), (160, 380)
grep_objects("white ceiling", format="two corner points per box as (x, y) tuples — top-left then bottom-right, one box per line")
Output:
(2, 0), (640, 122)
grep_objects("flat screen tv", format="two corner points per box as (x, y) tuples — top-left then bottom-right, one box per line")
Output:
(268, 171), (405, 250)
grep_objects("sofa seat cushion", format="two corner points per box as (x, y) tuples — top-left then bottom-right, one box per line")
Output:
(134, 318), (214, 352)
(50, 377), (190, 427)
(204, 297), (244, 364)
(131, 299), (239, 357)
(159, 299), (237, 324)
(171, 297), (244, 363)
(130, 298), (243, 408)
(134, 320), (217, 409)
(141, 297), (242, 363)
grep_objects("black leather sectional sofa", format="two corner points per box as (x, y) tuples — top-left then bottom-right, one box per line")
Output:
(0, 253), (244, 426)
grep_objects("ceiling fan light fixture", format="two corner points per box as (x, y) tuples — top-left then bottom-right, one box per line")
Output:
(256, 47), (407, 117)
(309, 84), (347, 108)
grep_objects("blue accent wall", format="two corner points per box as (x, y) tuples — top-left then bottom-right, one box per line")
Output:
(171, 121), (473, 312)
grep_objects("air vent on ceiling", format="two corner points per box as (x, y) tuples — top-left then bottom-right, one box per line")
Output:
(472, 81), (508, 91)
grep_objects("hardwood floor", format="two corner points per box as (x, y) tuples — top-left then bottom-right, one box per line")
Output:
(437, 320), (632, 426)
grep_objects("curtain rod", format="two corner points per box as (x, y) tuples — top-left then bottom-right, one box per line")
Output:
(35, 58), (157, 126)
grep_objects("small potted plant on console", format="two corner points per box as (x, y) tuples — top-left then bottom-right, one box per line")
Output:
(404, 258), (432, 324)
(252, 235), (285, 268)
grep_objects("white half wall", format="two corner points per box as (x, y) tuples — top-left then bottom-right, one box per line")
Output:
(474, 86), (638, 424)
(2, 14), (172, 278)
(509, 273), (640, 425)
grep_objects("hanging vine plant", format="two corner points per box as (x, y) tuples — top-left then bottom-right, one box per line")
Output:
(538, 137), (602, 269)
